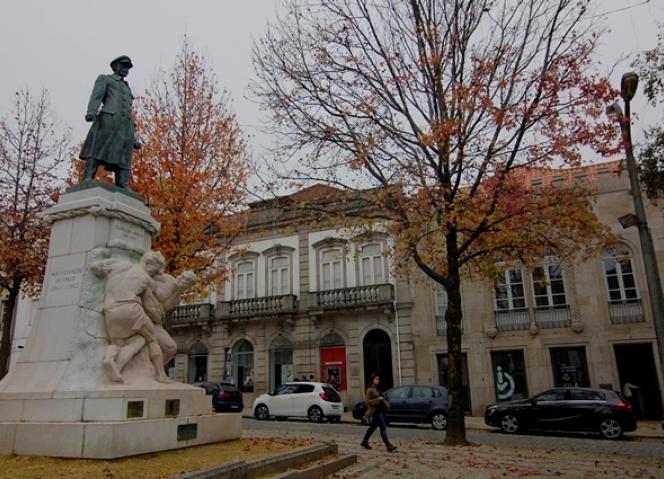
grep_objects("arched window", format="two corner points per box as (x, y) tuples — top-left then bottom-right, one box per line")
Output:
(359, 243), (384, 285)
(603, 248), (639, 303)
(269, 336), (293, 390)
(233, 340), (254, 392)
(188, 342), (208, 383)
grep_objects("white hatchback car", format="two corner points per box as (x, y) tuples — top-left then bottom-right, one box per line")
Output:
(253, 382), (343, 422)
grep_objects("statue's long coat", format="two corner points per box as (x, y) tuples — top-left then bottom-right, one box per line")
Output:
(80, 73), (135, 172)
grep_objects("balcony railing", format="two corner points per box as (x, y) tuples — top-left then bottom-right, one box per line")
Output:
(217, 294), (297, 319)
(494, 308), (530, 331)
(608, 300), (645, 324)
(535, 305), (571, 329)
(166, 303), (215, 326)
(436, 315), (463, 336)
(304, 284), (394, 311)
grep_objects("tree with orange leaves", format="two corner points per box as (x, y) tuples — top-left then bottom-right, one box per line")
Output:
(0, 89), (71, 378)
(132, 38), (249, 295)
(253, 0), (620, 445)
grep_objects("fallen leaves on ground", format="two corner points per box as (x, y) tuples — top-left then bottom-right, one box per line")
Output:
(0, 437), (313, 479)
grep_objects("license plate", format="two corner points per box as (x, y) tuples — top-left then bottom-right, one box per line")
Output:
(331, 405), (340, 409)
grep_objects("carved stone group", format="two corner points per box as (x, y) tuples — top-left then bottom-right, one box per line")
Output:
(91, 251), (196, 384)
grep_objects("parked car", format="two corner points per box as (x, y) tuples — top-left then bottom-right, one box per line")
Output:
(484, 387), (637, 440)
(253, 382), (343, 422)
(194, 381), (244, 413)
(352, 384), (449, 430)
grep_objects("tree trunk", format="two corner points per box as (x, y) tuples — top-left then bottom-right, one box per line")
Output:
(0, 278), (22, 380)
(443, 230), (469, 446)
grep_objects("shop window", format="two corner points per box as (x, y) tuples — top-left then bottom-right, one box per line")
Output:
(188, 342), (208, 383)
(437, 353), (471, 413)
(491, 350), (528, 401)
(233, 339), (254, 392)
(550, 346), (589, 387)
(270, 336), (293, 390)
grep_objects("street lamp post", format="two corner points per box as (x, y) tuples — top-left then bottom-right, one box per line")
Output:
(608, 72), (664, 403)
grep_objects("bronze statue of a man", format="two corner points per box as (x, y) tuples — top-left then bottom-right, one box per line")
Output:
(80, 55), (141, 189)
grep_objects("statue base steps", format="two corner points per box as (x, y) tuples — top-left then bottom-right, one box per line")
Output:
(0, 413), (241, 459)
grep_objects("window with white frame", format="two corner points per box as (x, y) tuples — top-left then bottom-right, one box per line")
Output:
(235, 260), (255, 299)
(532, 258), (567, 308)
(603, 248), (639, 303)
(268, 256), (290, 295)
(495, 268), (526, 311)
(359, 243), (384, 285)
(320, 248), (343, 290)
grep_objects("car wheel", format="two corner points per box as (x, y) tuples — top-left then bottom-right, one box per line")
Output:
(308, 406), (324, 423)
(328, 415), (341, 423)
(599, 417), (623, 439)
(500, 414), (520, 434)
(431, 412), (448, 430)
(254, 404), (270, 421)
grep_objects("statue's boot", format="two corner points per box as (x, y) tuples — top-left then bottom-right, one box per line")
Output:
(83, 159), (99, 182)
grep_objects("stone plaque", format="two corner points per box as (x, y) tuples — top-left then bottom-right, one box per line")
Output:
(126, 400), (145, 418)
(110, 220), (146, 246)
(177, 423), (198, 441)
(44, 254), (86, 307)
(165, 399), (180, 417)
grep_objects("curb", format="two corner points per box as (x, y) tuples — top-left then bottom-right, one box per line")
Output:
(271, 454), (358, 479)
(173, 443), (338, 479)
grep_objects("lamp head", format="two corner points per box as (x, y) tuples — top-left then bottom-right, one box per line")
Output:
(620, 72), (639, 102)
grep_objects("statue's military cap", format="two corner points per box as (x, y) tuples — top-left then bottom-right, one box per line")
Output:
(110, 55), (133, 68)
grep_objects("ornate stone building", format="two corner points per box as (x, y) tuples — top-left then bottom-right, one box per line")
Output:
(168, 162), (664, 419)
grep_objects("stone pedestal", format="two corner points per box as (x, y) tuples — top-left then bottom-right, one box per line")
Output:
(0, 184), (241, 458)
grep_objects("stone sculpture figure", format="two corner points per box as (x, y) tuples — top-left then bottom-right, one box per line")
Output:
(91, 251), (170, 383)
(80, 55), (141, 188)
(144, 270), (198, 366)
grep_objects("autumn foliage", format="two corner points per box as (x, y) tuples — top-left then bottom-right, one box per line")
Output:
(0, 89), (71, 378)
(253, 0), (620, 444)
(132, 39), (249, 294)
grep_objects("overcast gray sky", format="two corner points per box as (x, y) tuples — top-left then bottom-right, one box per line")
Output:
(0, 0), (662, 169)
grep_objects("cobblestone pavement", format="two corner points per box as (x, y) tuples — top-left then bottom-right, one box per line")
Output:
(243, 418), (664, 478)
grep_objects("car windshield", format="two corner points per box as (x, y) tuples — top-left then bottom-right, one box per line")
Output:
(219, 384), (238, 392)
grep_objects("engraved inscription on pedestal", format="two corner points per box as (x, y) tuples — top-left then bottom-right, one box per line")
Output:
(109, 220), (148, 252)
(44, 254), (86, 307)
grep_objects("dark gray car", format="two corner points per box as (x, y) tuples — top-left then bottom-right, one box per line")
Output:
(352, 384), (449, 430)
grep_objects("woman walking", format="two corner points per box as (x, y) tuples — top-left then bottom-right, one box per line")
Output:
(360, 373), (397, 452)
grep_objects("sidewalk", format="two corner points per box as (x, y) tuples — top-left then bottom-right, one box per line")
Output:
(337, 411), (664, 438)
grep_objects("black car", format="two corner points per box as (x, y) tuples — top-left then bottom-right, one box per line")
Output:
(352, 384), (448, 430)
(484, 387), (637, 439)
(194, 381), (244, 413)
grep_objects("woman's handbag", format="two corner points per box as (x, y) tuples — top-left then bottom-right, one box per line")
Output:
(361, 406), (375, 426)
